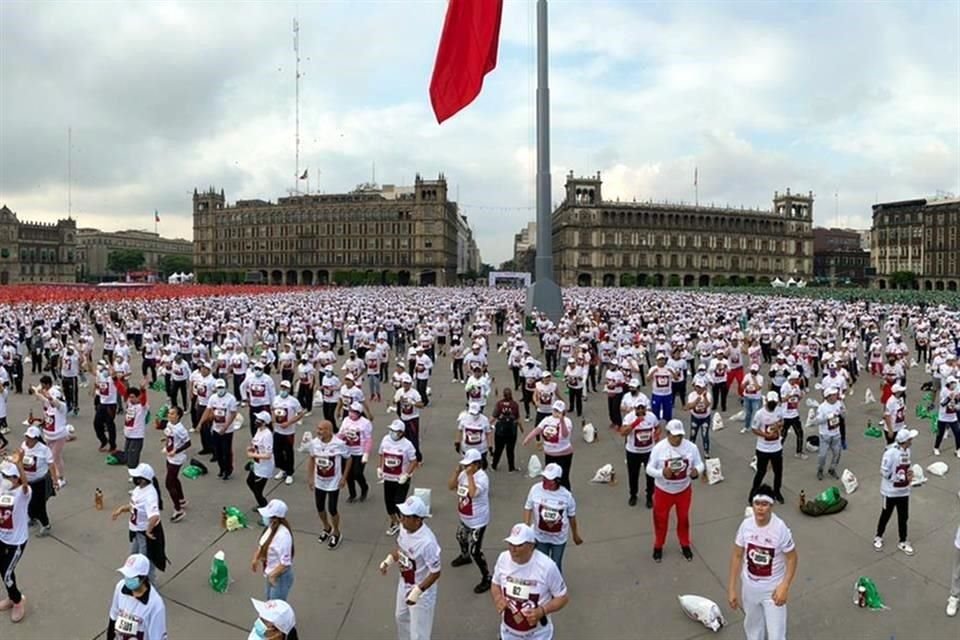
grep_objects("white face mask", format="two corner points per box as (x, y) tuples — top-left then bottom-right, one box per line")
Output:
(390, 431), (404, 441)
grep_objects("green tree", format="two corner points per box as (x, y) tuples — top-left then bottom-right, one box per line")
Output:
(668, 274), (681, 287)
(620, 273), (636, 287)
(890, 271), (917, 290)
(107, 249), (145, 274)
(157, 254), (193, 277)
(713, 275), (729, 287)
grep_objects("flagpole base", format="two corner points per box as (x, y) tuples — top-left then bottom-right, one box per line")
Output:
(525, 277), (564, 323)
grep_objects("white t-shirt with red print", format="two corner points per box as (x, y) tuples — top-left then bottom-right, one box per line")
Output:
(378, 435), (417, 482)
(456, 469), (490, 530)
(524, 483), (576, 545)
(647, 438), (704, 494)
(309, 436), (349, 492)
(735, 513), (795, 585)
(493, 550), (567, 640)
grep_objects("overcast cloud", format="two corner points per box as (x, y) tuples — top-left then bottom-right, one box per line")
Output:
(1, 0), (958, 264)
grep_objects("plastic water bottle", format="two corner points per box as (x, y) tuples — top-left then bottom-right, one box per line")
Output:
(209, 550), (229, 593)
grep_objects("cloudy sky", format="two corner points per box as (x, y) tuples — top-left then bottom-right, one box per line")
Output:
(1, 0), (957, 265)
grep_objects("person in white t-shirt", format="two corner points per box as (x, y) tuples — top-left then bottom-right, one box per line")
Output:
(161, 406), (191, 523)
(307, 420), (352, 550)
(874, 428), (916, 555)
(20, 425), (59, 537)
(111, 463), (164, 584)
(253, 499), (295, 602)
(491, 523), (569, 640)
(750, 392), (785, 504)
(726, 486), (798, 640)
(934, 376), (959, 456)
(523, 463), (582, 573)
(379, 420), (420, 536)
(447, 448), (492, 594)
(378, 496), (441, 640)
(646, 419), (705, 563)
(109, 554), (167, 640)
(813, 387), (845, 481)
(246, 412), (276, 509)
(0, 457), (31, 622)
(619, 399), (659, 509)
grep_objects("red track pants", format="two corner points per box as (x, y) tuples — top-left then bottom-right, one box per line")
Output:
(652, 485), (692, 549)
(726, 367), (745, 397)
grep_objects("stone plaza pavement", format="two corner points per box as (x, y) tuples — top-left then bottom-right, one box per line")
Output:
(4, 336), (960, 639)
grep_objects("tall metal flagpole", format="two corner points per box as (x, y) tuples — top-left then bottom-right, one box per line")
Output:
(525, 0), (563, 322)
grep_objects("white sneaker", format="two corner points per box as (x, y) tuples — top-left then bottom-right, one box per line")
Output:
(873, 536), (883, 551)
(897, 541), (914, 556)
(956, 449), (960, 459)
(386, 523), (400, 536)
(284, 475), (294, 486)
(274, 470), (286, 480)
(934, 448), (941, 456)
(739, 427), (748, 434)
(947, 595), (959, 617)
(58, 478), (67, 489)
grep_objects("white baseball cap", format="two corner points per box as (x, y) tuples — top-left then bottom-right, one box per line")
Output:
(251, 598), (296, 634)
(765, 391), (779, 402)
(349, 401), (364, 413)
(279, 380), (291, 389)
(401, 373), (413, 384)
(627, 379), (640, 389)
(387, 420), (406, 432)
(824, 387), (839, 397)
(344, 374), (355, 382)
(666, 419), (685, 436)
(788, 371), (801, 380)
(895, 428), (918, 443)
(891, 382), (907, 393)
(254, 411), (273, 424)
(24, 425), (41, 439)
(459, 448), (482, 466)
(128, 463), (155, 482)
(504, 523), (536, 545)
(551, 399), (566, 413)
(214, 379), (227, 389)
(117, 554), (151, 578)
(397, 496), (430, 518)
(0, 461), (19, 478)
(258, 499), (288, 521)
(541, 463), (563, 480)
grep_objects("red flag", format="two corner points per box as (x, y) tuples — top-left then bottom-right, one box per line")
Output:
(429, 0), (503, 124)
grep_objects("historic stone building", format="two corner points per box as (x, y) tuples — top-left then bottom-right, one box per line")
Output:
(813, 227), (871, 285)
(871, 196), (959, 291)
(75, 228), (193, 280)
(192, 174), (479, 286)
(0, 205), (77, 285)
(552, 172), (814, 287)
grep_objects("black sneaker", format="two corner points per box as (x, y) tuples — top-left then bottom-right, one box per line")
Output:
(828, 468), (839, 479)
(628, 495), (638, 507)
(817, 470), (824, 481)
(328, 533), (341, 549)
(346, 496), (357, 504)
(645, 496), (653, 509)
(652, 548), (663, 563)
(359, 491), (368, 502)
(681, 546), (694, 561)
(317, 529), (331, 543)
(451, 555), (472, 568)
(774, 494), (785, 505)
(474, 577), (492, 593)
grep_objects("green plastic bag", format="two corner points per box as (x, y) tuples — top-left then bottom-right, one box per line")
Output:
(150, 378), (166, 392)
(855, 576), (886, 610)
(182, 465), (203, 479)
(209, 550), (229, 593)
(815, 486), (841, 507)
(224, 506), (248, 529)
(156, 404), (169, 421)
(105, 454), (121, 465)
(864, 422), (883, 438)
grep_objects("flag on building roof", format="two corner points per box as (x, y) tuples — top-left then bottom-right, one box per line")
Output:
(154, 209), (160, 223)
(299, 169), (308, 180)
(429, 0), (503, 124)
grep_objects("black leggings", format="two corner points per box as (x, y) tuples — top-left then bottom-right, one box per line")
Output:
(0, 541), (26, 604)
(711, 382), (729, 412)
(567, 388), (583, 417)
(383, 480), (410, 517)
(346, 454), (368, 500)
(876, 495), (909, 542)
(780, 417), (804, 454)
(456, 523), (489, 578)
(453, 359), (464, 381)
(626, 451), (654, 500)
(27, 475), (51, 527)
(273, 432), (295, 476)
(314, 487), (340, 517)
(751, 450), (783, 499)
(247, 471), (268, 508)
(934, 420), (960, 450)
(492, 422), (518, 471)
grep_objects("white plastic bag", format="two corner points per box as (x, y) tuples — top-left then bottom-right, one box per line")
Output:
(728, 410), (745, 423)
(678, 595), (726, 633)
(911, 464), (927, 485)
(705, 458), (724, 485)
(312, 390), (323, 407)
(582, 422), (596, 443)
(805, 398), (820, 409)
(804, 407), (817, 428)
(926, 461), (948, 477)
(711, 413), (725, 432)
(749, 455), (757, 471)
(527, 454), (543, 478)
(298, 431), (314, 453)
(909, 358), (918, 368)
(590, 463), (614, 484)
(864, 388), (875, 404)
(840, 468), (858, 494)
(744, 506), (754, 518)
(227, 413), (244, 433)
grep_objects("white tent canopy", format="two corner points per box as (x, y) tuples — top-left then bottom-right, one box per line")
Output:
(771, 277), (786, 288)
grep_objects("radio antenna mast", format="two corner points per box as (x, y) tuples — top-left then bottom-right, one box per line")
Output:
(293, 17), (301, 194)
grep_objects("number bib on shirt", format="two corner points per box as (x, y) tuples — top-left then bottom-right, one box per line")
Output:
(827, 415), (840, 430)
(893, 462), (910, 488)
(457, 485), (473, 516)
(464, 428), (483, 445)
(316, 456), (335, 478)
(746, 543), (775, 579)
(383, 452), (402, 472)
(503, 578), (541, 632)
(537, 502), (564, 533)
(114, 609), (144, 639)
(668, 457), (689, 478)
(250, 384), (266, 399)
(397, 551), (417, 585)
(633, 427), (653, 448)
(0, 494), (15, 530)
(125, 408), (136, 429)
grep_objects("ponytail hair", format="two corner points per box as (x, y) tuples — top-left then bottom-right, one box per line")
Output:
(151, 477), (164, 512)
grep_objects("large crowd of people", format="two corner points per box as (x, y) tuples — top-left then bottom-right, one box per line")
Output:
(0, 287), (959, 639)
